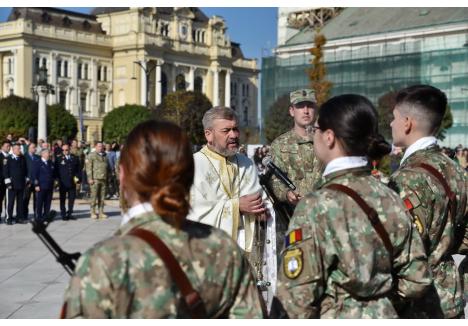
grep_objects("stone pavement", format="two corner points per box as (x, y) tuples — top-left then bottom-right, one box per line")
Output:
(0, 197), (466, 318)
(0, 197), (121, 318)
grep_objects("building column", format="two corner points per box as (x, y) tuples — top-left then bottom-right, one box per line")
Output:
(171, 64), (177, 92)
(36, 86), (49, 141)
(13, 49), (18, 95)
(212, 68), (219, 106)
(61, 60), (65, 77)
(65, 87), (70, 111)
(224, 69), (231, 107)
(155, 63), (162, 105)
(71, 57), (79, 115)
(91, 59), (98, 116)
(188, 66), (195, 91)
(139, 60), (147, 106)
(100, 65), (104, 82)
(49, 52), (57, 104)
(0, 53), (3, 98)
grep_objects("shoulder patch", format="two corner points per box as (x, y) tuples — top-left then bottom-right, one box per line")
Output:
(403, 192), (421, 210)
(283, 248), (303, 279)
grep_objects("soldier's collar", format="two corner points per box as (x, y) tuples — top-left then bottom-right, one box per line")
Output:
(291, 129), (313, 144)
(319, 166), (371, 188)
(400, 136), (437, 165)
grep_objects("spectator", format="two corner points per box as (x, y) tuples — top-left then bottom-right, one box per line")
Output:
(33, 149), (55, 221)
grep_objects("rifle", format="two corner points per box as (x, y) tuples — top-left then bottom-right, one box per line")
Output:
(31, 210), (81, 275)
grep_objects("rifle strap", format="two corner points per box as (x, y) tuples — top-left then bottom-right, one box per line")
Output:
(325, 183), (393, 257)
(416, 163), (458, 250)
(129, 228), (207, 318)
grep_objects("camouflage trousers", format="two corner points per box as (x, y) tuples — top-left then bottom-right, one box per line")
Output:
(90, 179), (106, 211)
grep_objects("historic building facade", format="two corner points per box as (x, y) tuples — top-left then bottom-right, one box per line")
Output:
(0, 7), (259, 141)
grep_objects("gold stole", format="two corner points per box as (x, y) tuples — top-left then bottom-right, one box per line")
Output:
(200, 146), (248, 245)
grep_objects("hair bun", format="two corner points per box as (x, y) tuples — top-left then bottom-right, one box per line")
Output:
(150, 183), (190, 227)
(367, 134), (392, 160)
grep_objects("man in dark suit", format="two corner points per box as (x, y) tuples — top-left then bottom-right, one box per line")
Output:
(3, 143), (28, 224)
(24, 143), (40, 220)
(33, 149), (55, 221)
(0, 141), (11, 223)
(55, 144), (81, 220)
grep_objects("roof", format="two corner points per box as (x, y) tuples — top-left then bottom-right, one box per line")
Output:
(282, 7), (468, 46)
(8, 7), (105, 34)
(92, 7), (209, 22)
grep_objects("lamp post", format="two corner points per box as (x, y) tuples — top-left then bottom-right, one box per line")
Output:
(32, 64), (54, 142)
(132, 60), (160, 108)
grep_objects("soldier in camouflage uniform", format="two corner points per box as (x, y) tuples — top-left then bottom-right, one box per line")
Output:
(276, 94), (432, 318)
(269, 89), (323, 208)
(388, 85), (468, 318)
(62, 120), (264, 318)
(86, 141), (108, 219)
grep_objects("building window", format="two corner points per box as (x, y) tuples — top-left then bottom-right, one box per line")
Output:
(246, 85), (250, 97)
(99, 94), (106, 114)
(78, 64), (82, 79)
(194, 76), (203, 93)
(84, 64), (88, 80)
(161, 72), (168, 99)
(35, 57), (40, 74)
(64, 61), (68, 77)
(80, 92), (87, 112)
(57, 60), (62, 77)
(97, 66), (101, 81)
(8, 58), (13, 74)
(244, 107), (248, 125)
(59, 90), (66, 107)
(42, 58), (47, 68)
(176, 74), (186, 91)
(104, 66), (107, 82)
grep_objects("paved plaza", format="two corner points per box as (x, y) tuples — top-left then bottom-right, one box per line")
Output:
(0, 196), (466, 318)
(0, 197), (121, 318)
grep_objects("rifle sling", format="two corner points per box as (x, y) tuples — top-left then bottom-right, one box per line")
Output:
(416, 163), (458, 251)
(128, 228), (207, 318)
(325, 183), (393, 257)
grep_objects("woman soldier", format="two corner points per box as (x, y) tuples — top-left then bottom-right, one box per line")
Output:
(62, 120), (265, 318)
(275, 94), (432, 318)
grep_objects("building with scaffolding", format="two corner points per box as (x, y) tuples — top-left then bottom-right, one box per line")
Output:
(262, 7), (468, 146)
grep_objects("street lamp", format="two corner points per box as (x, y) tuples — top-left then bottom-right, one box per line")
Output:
(132, 60), (160, 108)
(32, 63), (54, 142)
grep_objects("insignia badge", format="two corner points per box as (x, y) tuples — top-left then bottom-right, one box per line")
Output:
(61, 160), (66, 165)
(283, 248), (303, 279)
(302, 90), (307, 97)
(413, 215), (424, 234)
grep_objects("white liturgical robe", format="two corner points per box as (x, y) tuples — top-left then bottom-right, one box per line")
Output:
(187, 146), (277, 307)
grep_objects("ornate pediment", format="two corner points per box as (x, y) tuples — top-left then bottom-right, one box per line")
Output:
(174, 7), (195, 20)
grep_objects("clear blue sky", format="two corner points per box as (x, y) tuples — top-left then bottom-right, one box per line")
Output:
(0, 7), (277, 62)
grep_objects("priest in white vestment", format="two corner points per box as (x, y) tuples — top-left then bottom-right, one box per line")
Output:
(187, 107), (277, 308)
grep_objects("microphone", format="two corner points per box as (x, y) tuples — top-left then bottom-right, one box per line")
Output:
(262, 156), (296, 191)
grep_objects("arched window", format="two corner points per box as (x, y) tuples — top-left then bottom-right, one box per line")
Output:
(176, 74), (186, 91)
(194, 76), (203, 93)
(57, 60), (62, 77)
(42, 57), (47, 68)
(161, 72), (168, 99)
(104, 66), (107, 82)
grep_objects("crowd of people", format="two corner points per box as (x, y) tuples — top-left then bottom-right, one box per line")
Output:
(1, 84), (466, 319)
(0, 135), (121, 225)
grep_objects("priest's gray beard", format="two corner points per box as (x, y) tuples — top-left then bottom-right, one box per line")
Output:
(207, 144), (238, 158)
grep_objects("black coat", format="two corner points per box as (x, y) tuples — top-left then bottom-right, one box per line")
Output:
(25, 152), (40, 181)
(55, 154), (81, 189)
(4, 155), (28, 190)
(32, 159), (55, 190)
(0, 151), (9, 184)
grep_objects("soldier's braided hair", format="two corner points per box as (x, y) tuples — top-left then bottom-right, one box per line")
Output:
(318, 94), (391, 160)
(119, 120), (194, 228)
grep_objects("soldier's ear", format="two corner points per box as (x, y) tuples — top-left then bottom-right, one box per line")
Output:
(404, 116), (413, 134)
(289, 105), (295, 118)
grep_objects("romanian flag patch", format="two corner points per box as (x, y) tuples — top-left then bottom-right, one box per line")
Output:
(285, 229), (302, 247)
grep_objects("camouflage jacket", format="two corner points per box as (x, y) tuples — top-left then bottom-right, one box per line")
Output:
(85, 152), (108, 181)
(389, 145), (468, 318)
(63, 211), (264, 318)
(276, 167), (431, 318)
(269, 129), (323, 203)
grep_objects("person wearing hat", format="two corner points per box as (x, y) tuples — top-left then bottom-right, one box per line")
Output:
(268, 89), (324, 209)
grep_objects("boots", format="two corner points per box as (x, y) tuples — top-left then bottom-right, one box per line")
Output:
(99, 207), (108, 220)
(90, 208), (98, 219)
